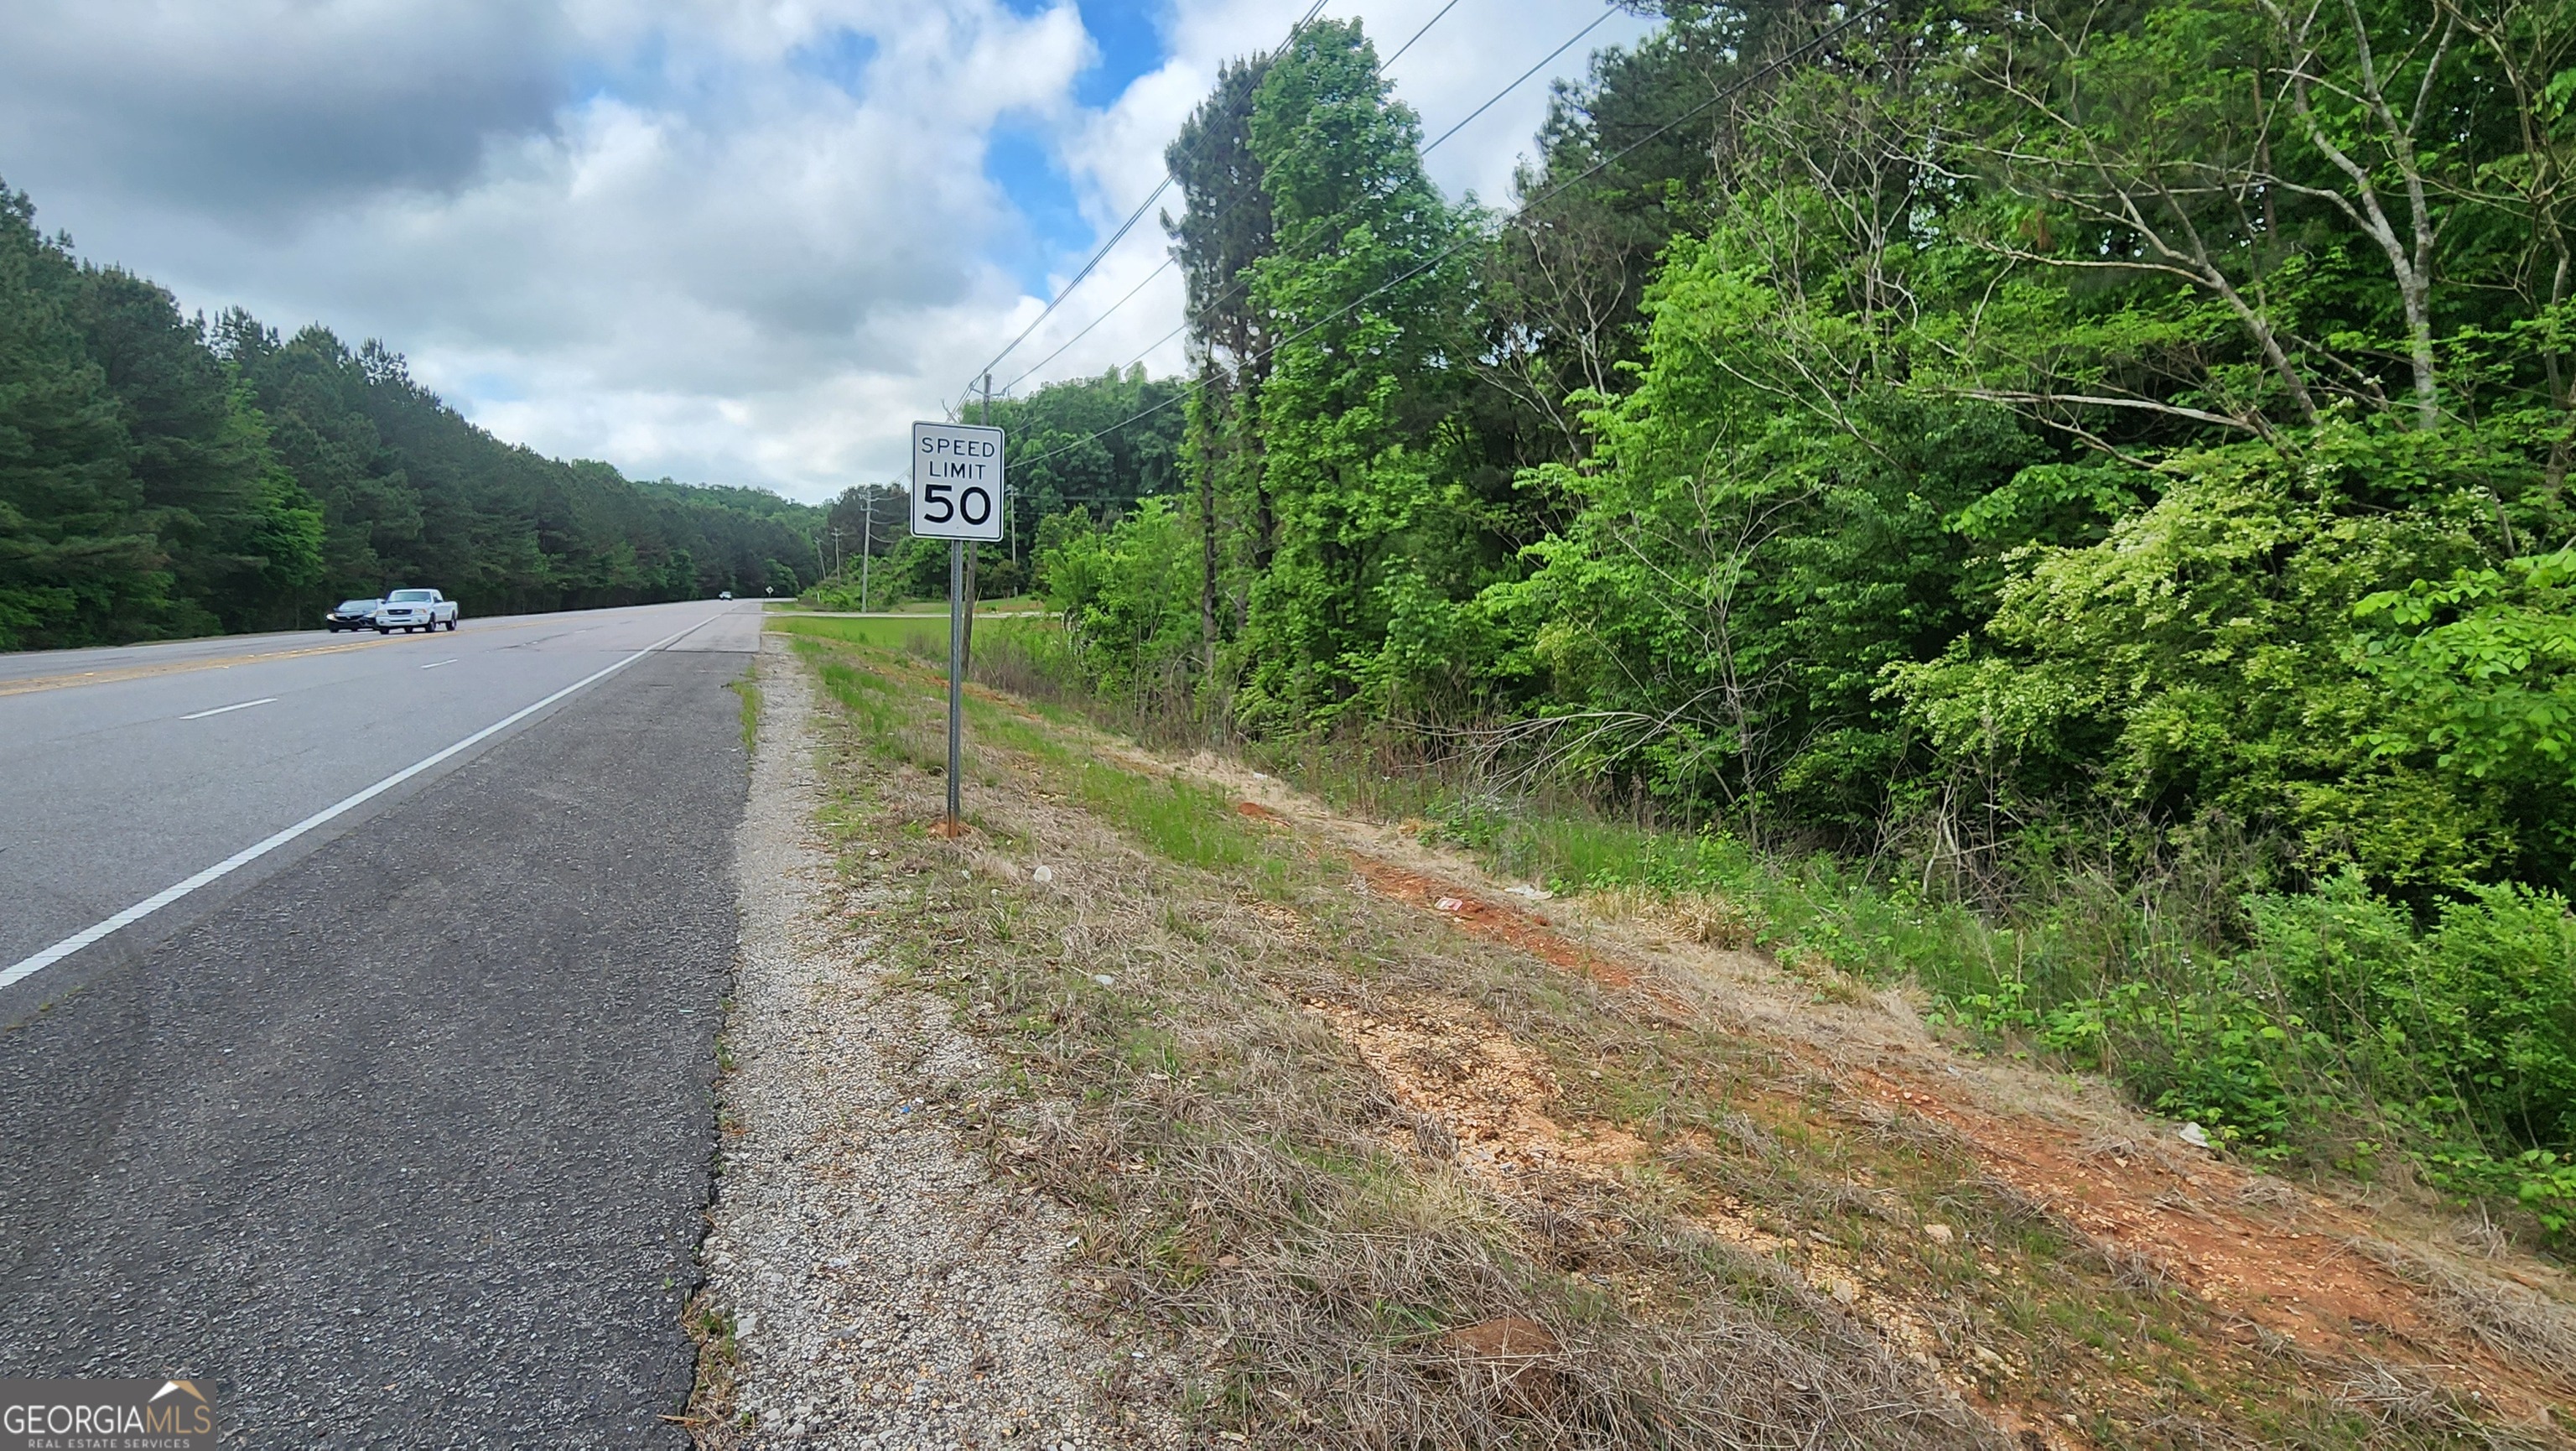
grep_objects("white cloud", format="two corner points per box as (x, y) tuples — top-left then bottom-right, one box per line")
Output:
(0, 0), (1653, 502)
(974, 0), (1658, 405)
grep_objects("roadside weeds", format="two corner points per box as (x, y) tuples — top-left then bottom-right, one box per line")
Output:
(761, 627), (2576, 1448)
(684, 638), (1176, 1449)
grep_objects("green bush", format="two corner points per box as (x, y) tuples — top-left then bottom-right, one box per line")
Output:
(1425, 793), (2576, 1227)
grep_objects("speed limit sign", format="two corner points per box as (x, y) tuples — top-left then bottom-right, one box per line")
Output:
(911, 422), (1005, 541)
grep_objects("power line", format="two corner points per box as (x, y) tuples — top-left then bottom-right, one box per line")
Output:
(1422, 8), (1618, 154)
(958, 0), (1334, 404)
(1021, 3), (1626, 429)
(999, 257), (1177, 395)
(1382, 0), (1467, 69)
(1011, 0), (1893, 473)
(1001, 0), (1578, 401)
(961, 176), (1171, 412)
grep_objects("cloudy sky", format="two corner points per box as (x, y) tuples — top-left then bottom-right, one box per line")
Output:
(0, 0), (1653, 502)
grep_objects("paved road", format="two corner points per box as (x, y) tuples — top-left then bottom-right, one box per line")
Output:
(0, 601), (760, 1443)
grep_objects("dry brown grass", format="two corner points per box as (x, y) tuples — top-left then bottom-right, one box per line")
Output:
(1585, 886), (1757, 950)
(786, 633), (2569, 1450)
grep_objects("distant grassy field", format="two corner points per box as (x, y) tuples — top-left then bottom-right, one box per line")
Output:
(765, 614), (953, 653)
(883, 595), (1041, 614)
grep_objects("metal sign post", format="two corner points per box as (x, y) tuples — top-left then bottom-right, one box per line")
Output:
(910, 419), (1005, 835)
(947, 538), (964, 824)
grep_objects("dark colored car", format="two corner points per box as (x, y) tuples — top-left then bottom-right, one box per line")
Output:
(326, 598), (383, 632)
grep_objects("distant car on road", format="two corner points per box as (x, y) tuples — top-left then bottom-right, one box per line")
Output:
(325, 598), (383, 632)
(718, 590), (733, 601)
(375, 588), (460, 634)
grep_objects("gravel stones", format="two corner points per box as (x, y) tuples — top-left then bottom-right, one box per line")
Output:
(697, 642), (1164, 1449)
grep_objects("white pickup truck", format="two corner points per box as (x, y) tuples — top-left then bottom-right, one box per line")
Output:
(374, 588), (460, 633)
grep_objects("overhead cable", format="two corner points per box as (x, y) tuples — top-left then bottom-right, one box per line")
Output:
(1382, 0), (1467, 70)
(962, 176), (1172, 411)
(1010, 0), (1893, 473)
(957, 0), (1335, 405)
(1420, 7), (1618, 154)
(1006, 0), (1578, 401)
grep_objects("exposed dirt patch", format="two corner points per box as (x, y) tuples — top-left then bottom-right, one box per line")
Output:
(1345, 857), (1645, 995)
(1306, 994), (1647, 1178)
(1145, 778), (2576, 1433)
(805, 636), (2576, 1443)
(1840, 1064), (2573, 1411)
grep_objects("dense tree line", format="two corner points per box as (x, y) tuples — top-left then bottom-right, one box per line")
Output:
(0, 184), (821, 650)
(1037, 1), (2576, 1220)
(802, 366), (1187, 608)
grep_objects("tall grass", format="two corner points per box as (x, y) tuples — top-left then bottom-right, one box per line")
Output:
(1430, 796), (2576, 1240)
(936, 614), (2576, 1247)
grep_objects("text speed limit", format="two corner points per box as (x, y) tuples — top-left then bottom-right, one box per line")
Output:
(911, 422), (1005, 541)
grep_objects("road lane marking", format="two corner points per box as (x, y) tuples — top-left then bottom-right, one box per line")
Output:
(179, 697), (278, 720)
(0, 613), (722, 993)
(420, 659), (460, 669)
(0, 612), (574, 698)
(0, 639), (389, 697)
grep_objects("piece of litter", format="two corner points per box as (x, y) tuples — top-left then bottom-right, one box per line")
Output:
(1093, 974), (1115, 987)
(1031, 864), (1054, 883)
(2177, 1121), (2212, 1149)
(1504, 883), (1554, 902)
(1434, 897), (1465, 913)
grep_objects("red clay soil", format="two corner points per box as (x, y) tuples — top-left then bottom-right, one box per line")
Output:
(1844, 1065), (2532, 1381)
(1232, 801), (1647, 990)
(1295, 813), (2569, 1415)
(1344, 856), (1644, 994)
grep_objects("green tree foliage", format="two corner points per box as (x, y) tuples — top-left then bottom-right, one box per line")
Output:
(0, 187), (164, 644)
(1232, 21), (1504, 727)
(0, 181), (822, 648)
(1034, 1), (2576, 1215)
(981, 364), (1187, 559)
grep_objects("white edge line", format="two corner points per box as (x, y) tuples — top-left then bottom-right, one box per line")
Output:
(420, 659), (460, 670)
(0, 615), (720, 993)
(179, 697), (278, 720)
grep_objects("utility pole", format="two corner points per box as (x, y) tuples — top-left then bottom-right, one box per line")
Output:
(858, 485), (873, 611)
(829, 528), (846, 580)
(963, 372), (990, 662)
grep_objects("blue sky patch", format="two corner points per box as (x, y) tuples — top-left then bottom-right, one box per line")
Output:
(1069, 0), (1170, 109)
(560, 29), (671, 111)
(788, 27), (879, 99)
(984, 125), (1091, 292)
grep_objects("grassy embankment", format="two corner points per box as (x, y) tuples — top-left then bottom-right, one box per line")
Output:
(766, 611), (2568, 1448)
(780, 590), (1044, 615)
(931, 618), (2576, 1251)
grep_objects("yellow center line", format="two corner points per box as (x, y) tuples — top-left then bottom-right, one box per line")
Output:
(0, 615), (574, 699)
(0, 638), (397, 698)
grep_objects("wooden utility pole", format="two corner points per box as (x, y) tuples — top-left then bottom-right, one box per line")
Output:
(858, 486), (873, 611)
(964, 372), (989, 665)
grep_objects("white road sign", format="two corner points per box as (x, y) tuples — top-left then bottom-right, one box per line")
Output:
(911, 422), (1005, 541)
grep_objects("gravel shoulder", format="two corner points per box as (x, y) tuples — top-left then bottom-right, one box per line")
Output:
(688, 637), (1166, 1449)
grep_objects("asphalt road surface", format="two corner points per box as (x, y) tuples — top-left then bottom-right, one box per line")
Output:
(0, 600), (763, 1443)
